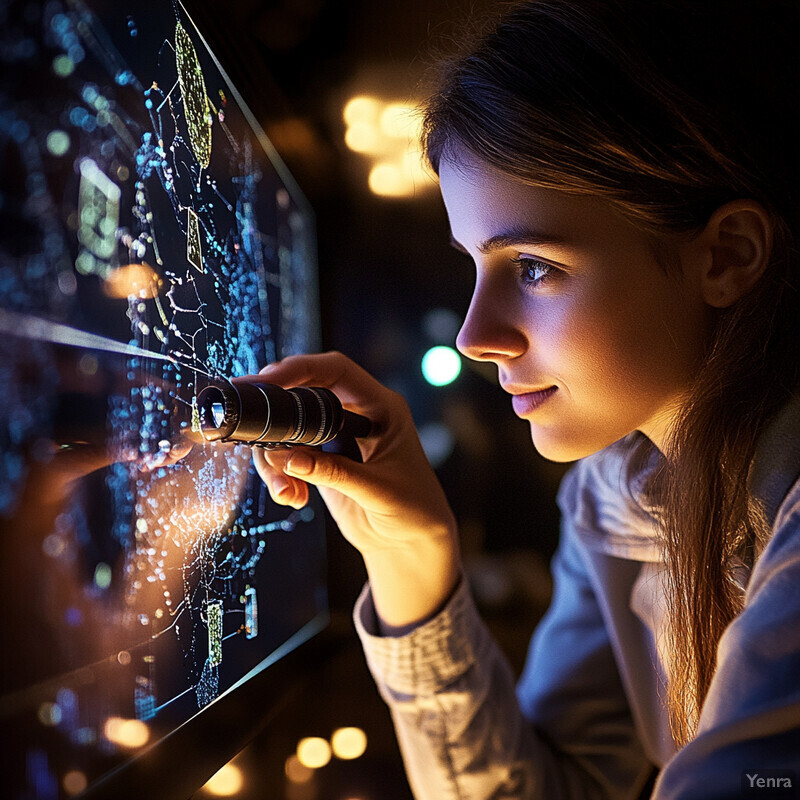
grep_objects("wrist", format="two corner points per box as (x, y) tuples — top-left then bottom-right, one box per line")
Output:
(361, 532), (460, 633)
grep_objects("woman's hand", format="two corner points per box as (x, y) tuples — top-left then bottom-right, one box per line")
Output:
(251, 351), (460, 631)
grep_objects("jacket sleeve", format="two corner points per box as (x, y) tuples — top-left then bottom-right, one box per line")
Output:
(652, 488), (800, 799)
(353, 516), (654, 800)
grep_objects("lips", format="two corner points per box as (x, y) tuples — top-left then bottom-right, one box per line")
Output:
(509, 386), (558, 416)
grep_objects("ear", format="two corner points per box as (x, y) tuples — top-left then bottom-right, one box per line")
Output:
(692, 200), (773, 309)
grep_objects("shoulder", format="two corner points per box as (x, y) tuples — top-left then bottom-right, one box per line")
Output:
(749, 388), (800, 531)
(557, 432), (664, 561)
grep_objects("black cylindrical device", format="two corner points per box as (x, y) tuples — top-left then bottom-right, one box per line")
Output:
(196, 378), (370, 453)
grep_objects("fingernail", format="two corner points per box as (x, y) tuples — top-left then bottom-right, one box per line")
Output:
(259, 362), (278, 374)
(286, 451), (313, 476)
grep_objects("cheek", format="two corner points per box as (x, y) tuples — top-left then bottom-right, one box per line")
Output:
(533, 288), (689, 399)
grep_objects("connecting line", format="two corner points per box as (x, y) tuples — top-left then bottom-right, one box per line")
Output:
(168, 352), (216, 378)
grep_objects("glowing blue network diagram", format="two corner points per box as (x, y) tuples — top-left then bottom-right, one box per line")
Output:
(0, 1), (326, 795)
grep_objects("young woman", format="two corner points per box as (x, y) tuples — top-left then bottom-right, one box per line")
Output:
(255, 1), (800, 797)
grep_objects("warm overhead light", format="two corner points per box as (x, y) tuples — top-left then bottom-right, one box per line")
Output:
(343, 95), (381, 126)
(379, 103), (419, 138)
(344, 121), (382, 154)
(368, 162), (414, 198)
(344, 95), (437, 199)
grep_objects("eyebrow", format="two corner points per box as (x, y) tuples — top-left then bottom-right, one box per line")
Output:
(449, 226), (568, 255)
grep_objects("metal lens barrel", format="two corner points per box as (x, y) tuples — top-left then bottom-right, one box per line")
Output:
(285, 386), (343, 446)
(196, 380), (345, 446)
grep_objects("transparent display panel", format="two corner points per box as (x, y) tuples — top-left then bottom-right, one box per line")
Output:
(0, 1), (326, 796)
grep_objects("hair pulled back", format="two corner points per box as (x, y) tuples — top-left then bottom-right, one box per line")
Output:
(421, 0), (800, 745)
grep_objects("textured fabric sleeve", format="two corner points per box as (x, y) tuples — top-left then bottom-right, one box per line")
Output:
(353, 522), (653, 798)
(652, 483), (800, 799)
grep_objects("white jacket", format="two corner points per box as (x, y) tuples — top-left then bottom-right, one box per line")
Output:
(354, 393), (800, 799)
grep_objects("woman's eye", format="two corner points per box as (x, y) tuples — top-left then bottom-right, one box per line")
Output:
(510, 256), (556, 288)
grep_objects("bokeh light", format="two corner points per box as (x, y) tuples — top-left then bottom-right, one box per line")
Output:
(421, 346), (462, 387)
(344, 95), (436, 198)
(201, 763), (243, 796)
(379, 103), (419, 139)
(285, 754), (314, 784)
(296, 736), (332, 769)
(103, 716), (149, 748)
(343, 95), (381, 126)
(331, 726), (368, 760)
(103, 262), (161, 299)
(368, 162), (412, 198)
(38, 702), (62, 726)
(62, 770), (87, 796)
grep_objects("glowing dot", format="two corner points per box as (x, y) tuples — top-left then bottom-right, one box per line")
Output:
(38, 702), (62, 726)
(93, 562), (112, 589)
(421, 346), (462, 387)
(46, 130), (70, 156)
(103, 716), (150, 748)
(284, 754), (314, 784)
(201, 763), (243, 796)
(296, 737), (331, 769)
(63, 771), (87, 795)
(368, 162), (413, 198)
(331, 727), (367, 760)
(343, 96), (380, 126)
(52, 54), (75, 77)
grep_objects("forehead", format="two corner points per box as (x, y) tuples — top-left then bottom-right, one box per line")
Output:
(438, 153), (632, 253)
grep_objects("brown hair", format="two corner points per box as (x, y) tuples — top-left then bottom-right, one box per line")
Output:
(420, 0), (800, 745)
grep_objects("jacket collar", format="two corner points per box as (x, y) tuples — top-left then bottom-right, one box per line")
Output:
(748, 389), (800, 528)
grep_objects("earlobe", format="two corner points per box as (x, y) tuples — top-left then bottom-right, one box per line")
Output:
(698, 200), (773, 308)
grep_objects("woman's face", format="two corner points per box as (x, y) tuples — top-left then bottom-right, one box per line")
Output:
(439, 151), (714, 462)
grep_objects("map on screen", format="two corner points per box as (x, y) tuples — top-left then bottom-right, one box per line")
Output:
(0, 1), (326, 796)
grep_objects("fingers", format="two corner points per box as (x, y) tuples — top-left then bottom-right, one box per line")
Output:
(257, 351), (392, 412)
(252, 448), (309, 509)
(258, 445), (384, 511)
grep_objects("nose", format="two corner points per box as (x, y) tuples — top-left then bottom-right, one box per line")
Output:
(456, 274), (527, 363)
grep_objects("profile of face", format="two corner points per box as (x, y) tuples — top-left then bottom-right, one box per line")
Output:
(440, 150), (716, 462)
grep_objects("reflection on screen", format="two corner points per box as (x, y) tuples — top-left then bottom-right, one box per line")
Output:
(0, 1), (326, 796)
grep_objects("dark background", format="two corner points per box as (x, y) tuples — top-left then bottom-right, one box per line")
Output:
(185, 1), (570, 796)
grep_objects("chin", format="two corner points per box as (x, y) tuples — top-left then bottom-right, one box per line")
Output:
(529, 425), (624, 464)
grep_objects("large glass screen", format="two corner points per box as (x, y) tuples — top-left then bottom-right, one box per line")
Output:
(0, 1), (327, 796)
